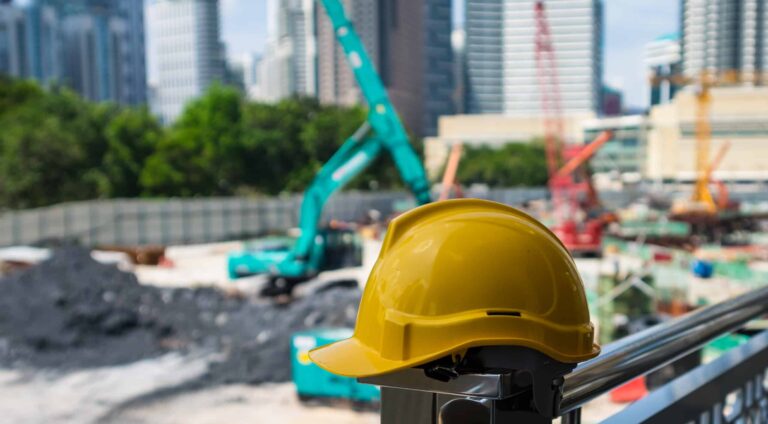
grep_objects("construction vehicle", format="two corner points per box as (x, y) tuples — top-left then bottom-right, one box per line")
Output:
(534, 0), (613, 256)
(227, 0), (431, 294)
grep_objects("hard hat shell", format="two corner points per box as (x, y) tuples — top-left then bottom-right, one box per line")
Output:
(310, 199), (599, 378)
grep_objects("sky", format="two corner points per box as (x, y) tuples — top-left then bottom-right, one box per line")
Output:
(216, 0), (679, 109)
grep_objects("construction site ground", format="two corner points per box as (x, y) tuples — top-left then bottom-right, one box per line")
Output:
(0, 242), (686, 423)
(0, 356), (621, 424)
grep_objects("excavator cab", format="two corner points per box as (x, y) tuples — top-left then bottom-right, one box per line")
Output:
(228, 227), (361, 280)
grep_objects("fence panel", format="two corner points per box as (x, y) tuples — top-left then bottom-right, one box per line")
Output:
(7, 185), (764, 248)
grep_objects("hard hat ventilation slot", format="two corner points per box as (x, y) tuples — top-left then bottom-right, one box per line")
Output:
(487, 311), (521, 317)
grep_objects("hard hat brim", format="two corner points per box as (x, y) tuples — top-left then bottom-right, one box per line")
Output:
(308, 337), (415, 378)
(309, 335), (600, 378)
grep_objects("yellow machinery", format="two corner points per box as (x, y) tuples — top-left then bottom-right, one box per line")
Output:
(691, 73), (716, 213)
(653, 70), (742, 215)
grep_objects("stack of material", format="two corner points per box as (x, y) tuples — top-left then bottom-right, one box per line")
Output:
(0, 248), (360, 385)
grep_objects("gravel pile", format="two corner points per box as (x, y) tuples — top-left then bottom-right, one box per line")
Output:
(0, 248), (360, 385)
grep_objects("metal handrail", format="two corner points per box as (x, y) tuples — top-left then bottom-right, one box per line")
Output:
(560, 284), (768, 414)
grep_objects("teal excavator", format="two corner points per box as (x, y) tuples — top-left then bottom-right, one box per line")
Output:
(227, 0), (432, 294)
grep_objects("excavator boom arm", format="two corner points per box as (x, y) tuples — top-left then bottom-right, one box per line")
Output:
(287, 0), (431, 264)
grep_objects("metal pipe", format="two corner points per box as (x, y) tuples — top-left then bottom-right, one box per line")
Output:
(560, 284), (768, 413)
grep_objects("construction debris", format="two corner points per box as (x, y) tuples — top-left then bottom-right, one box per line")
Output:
(0, 247), (360, 385)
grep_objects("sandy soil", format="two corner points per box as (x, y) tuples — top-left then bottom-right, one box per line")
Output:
(0, 351), (627, 424)
(108, 383), (379, 424)
(0, 353), (210, 424)
(0, 353), (378, 424)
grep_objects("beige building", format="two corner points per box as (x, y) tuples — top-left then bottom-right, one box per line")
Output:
(426, 87), (768, 184)
(646, 86), (768, 182)
(424, 113), (594, 179)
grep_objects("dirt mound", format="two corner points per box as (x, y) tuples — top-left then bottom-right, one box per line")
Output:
(0, 248), (360, 384)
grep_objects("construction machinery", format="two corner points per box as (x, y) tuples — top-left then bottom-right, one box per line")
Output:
(650, 70), (742, 216)
(704, 140), (732, 211)
(534, 0), (613, 256)
(437, 143), (464, 201)
(227, 0), (431, 295)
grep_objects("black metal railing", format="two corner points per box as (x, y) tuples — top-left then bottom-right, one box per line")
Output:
(371, 284), (768, 423)
(561, 284), (768, 420)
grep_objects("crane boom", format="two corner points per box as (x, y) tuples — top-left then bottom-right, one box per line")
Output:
(705, 140), (731, 181)
(554, 130), (613, 180)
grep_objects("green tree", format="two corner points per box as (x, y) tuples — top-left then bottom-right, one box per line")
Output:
(238, 97), (323, 194)
(0, 76), (44, 115)
(0, 98), (100, 208)
(0, 76), (435, 207)
(456, 142), (549, 187)
(99, 107), (163, 197)
(141, 84), (243, 196)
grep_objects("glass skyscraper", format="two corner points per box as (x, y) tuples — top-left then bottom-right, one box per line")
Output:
(315, 0), (454, 137)
(682, 0), (768, 85)
(465, 0), (603, 116)
(148, 0), (224, 123)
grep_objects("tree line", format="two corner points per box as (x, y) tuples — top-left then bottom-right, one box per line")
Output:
(0, 76), (547, 210)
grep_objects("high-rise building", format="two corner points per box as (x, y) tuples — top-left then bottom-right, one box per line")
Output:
(255, 0), (316, 102)
(682, 0), (768, 85)
(228, 53), (261, 99)
(148, 0), (224, 123)
(645, 33), (681, 106)
(600, 85), (622, 116)
(316, 0), (378, 107)
(61, 13), (130, 103)
(316, 0), (453, 137)
(451, 28), (467, 114)
(0, 2), (60, 84)
(29, 0), (148, 105)
(382, 0), (454, 136)
(465, 0), (603, 116)
(117, 0), (147, 104)
(0, 4), (29, 77)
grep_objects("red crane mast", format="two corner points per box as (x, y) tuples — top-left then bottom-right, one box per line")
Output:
(533, 0), (611, 255)
(534, 0), (569, 215)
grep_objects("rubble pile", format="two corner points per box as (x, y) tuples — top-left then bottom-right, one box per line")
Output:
(0, 248), (360, 384)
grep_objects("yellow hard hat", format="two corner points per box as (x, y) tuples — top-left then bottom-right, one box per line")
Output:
(310, 199), (599, 378)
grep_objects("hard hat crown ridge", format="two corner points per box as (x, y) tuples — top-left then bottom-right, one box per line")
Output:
(310, 199), (600, 377)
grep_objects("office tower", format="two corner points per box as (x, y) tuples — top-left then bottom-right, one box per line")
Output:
(382, 0), (454, 136)
(316, 0), (377, 106)
(117, 0), (147, 104)
(228, 53), (261, 99)
(452, 28), (467, 114)
(645, 33), (682, 106)
(681, 0), (768, 84)
(316, 0), (454, 137)
(465, 0), (603, 116)
(0, 1), (59, 84)
(61, 13), (130, 102)
(24, 0), (148, 104)
(148, 0), (224, 123)
(0, 4), (28, 77)
(256, 0), (316, 102)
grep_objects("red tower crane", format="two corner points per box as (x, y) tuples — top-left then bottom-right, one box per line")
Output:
(534, 0), (612, 255)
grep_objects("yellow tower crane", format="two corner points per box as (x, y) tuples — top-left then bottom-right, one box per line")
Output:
(653, 70), (742, 215)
